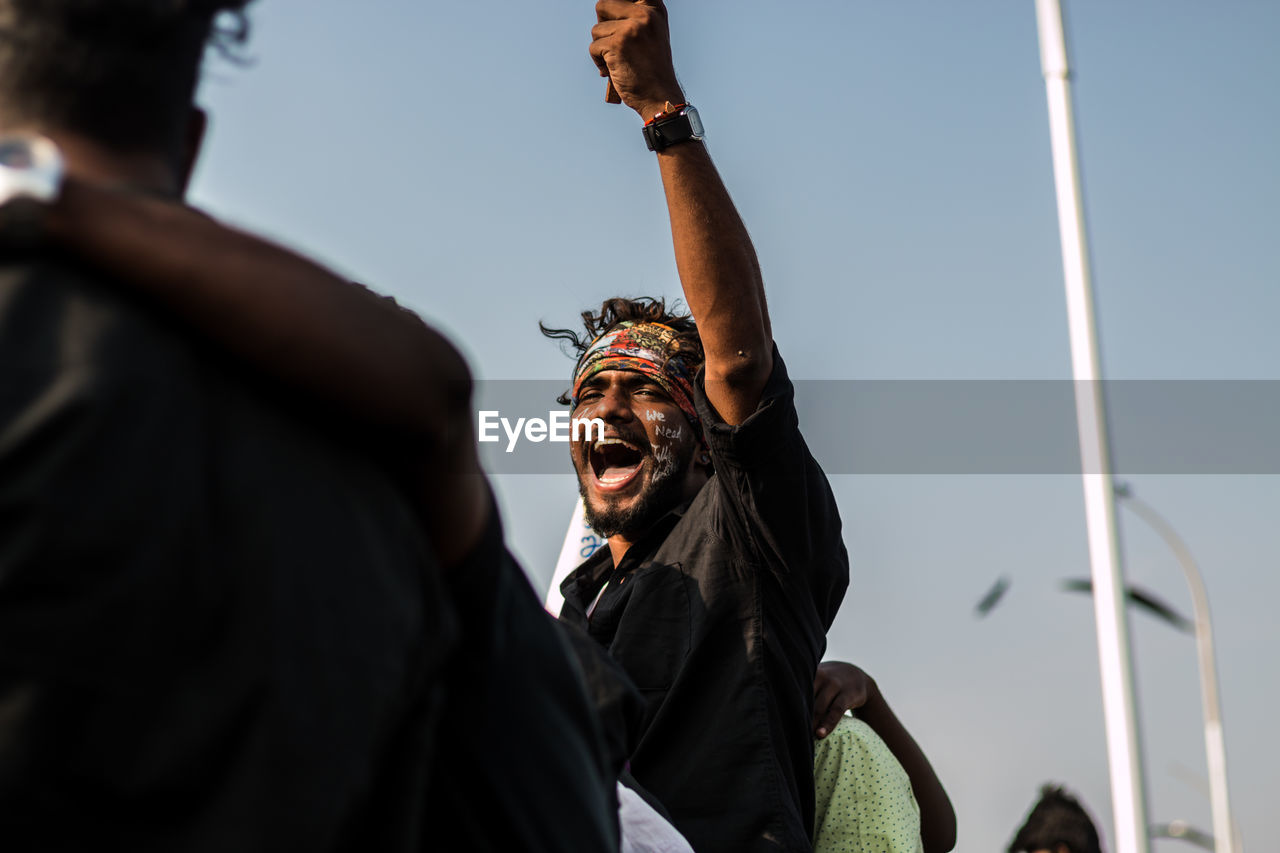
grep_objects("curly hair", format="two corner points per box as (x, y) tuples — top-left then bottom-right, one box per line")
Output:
(1008, 785), (1103, 853)
(539, 296), (704, 405)
(0, 0), (254, 155)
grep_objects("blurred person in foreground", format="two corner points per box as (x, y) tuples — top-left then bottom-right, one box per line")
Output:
(0, 1), (618, 850)
(540, 2), (850, 849)
(1008, 785), (1104, 853)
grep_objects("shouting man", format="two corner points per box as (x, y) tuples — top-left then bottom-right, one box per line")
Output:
(546, 3), (850, 850)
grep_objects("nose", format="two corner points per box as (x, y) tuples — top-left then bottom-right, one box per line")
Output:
(582, 384), (634, 425)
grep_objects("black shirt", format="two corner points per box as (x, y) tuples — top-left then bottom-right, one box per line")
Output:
(424, 508), (620, 852)
(0, 255), (455, 851)
(560, 348), (849, 853)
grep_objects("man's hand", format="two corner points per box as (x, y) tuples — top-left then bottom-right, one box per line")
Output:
(812, 661), (876, 739)
(590, 0), (684, 119)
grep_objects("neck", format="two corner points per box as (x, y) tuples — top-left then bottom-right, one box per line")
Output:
(606, 536), (634, 567)
(603, 466), (709, 567)
(45, 130), (183, 198)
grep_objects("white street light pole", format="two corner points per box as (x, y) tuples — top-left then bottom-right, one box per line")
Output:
(1034, 3), (1151, 852)
(1119, 491), (1239, 853)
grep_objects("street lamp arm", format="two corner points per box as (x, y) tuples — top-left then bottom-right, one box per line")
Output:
(1116, 491), (1239, 853)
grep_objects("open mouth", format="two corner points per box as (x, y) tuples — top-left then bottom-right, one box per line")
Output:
(589, 437), (646, 489)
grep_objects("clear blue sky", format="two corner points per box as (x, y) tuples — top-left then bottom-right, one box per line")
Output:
(193, 2), (1278, 849)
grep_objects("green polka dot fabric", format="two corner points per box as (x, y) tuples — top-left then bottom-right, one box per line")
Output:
(812, 715), (923, 853)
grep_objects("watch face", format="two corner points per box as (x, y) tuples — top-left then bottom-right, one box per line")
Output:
(685, 106), (704, 138)
(0, 138), (36, 169)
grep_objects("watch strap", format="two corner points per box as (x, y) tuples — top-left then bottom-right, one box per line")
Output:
(642, 104), (702, 152)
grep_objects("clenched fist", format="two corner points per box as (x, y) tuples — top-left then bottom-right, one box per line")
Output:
(590, 0), (685, 120)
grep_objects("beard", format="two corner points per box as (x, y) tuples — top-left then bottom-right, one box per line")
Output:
(578, 442), (696, 539)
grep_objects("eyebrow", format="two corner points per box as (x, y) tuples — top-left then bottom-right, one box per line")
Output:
(580, 373), (668, 394)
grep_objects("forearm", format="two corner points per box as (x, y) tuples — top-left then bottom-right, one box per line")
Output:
(45, 179), (471, 438)
(43, 180), (491, 566)
(590, 0), (772, 423)
(416, 411), (491, 568)
(857, 680), (957, 853)
(655, 140), (773, 413)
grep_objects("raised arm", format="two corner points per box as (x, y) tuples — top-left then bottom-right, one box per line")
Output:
(590, 0), (771, 425)
(813, 662), (958, 853)
(32, 179), (489, 565)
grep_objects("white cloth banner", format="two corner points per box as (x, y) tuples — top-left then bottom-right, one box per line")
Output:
(544, 497), (604, 616)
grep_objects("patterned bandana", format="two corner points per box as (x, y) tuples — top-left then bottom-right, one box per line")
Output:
(571, 321), (702, 435)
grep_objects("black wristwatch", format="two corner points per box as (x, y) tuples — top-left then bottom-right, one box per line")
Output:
(642, 104), (704, 152)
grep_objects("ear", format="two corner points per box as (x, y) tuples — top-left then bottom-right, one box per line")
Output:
(177, 107), (208, 196)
